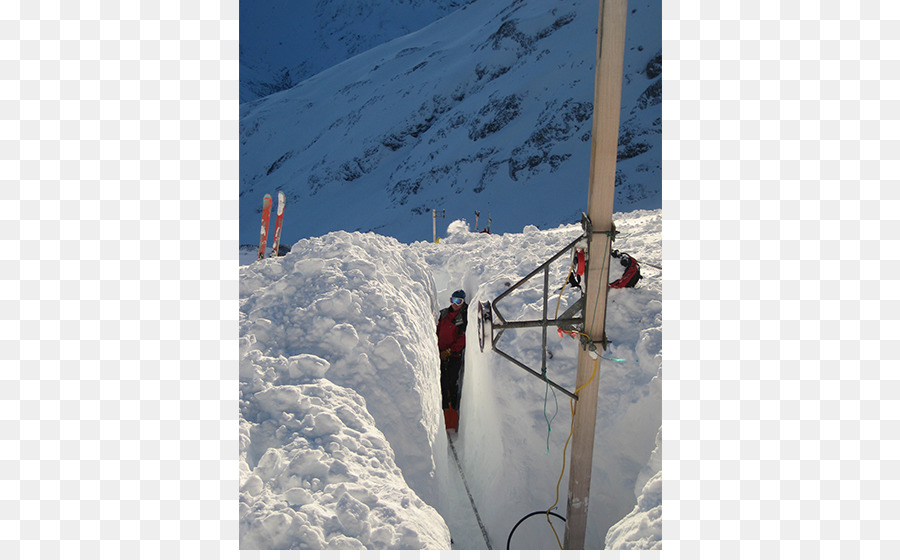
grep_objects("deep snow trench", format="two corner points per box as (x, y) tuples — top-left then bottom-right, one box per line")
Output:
(238, 210), (662, 550)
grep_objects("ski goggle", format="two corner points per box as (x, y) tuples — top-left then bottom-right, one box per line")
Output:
(450, 297), (464, 305)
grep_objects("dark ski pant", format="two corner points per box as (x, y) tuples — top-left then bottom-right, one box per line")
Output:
(440, 354), (462, 410)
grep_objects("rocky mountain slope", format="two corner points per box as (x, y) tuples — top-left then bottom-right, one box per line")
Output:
(240, 0), (661, 245)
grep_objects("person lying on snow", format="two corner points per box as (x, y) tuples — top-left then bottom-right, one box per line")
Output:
(436, 289), (467, 430)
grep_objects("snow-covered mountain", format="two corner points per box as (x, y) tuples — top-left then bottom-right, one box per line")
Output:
(240, 0), (474, 104)
(240, 0), (661, 246)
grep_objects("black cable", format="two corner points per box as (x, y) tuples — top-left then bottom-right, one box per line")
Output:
(448, 435), (492, 549)
(635, 258), (661, 270)
(506, 510), (566, 550)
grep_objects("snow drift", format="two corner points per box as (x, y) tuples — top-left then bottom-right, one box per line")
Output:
(239, 232), (451, 548)
(238, 209), (661, 550)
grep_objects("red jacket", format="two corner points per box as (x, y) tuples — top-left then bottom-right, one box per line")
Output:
(436, 304), (467, 355)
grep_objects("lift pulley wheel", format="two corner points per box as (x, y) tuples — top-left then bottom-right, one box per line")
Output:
(575, 248), (586, 276)
(477, 301), (493, 352)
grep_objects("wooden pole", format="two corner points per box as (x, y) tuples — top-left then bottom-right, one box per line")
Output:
(563, 0), (628, 550)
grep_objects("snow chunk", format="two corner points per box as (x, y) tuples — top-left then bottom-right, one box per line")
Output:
(373, 335), (403, 366)
(311, 411), (342, 437)
(446, 219), (469, 236)
(247, 317), (277, 346)
(293, 257), (327, 275)
(285, 487), (314, 507)
(254, 386), (312, 418)
(325, 323), (359, 349)
(288, 354), (331, 380)
(335, 491), (371, 538)
(314, 288), (356, 316)
(326, 535), (365, 549)
(242, 474), (264, 497)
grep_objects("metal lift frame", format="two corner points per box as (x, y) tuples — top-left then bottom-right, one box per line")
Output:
(486, 232), (588, 400)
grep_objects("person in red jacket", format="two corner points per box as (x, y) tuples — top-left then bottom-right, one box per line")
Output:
(436, 289), (467, 429)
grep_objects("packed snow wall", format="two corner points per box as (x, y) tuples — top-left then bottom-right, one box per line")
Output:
(239, 231), (452, 549)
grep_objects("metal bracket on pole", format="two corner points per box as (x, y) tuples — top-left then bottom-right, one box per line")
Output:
(477, 230), (590, 400)
(582, 212), (619, 245)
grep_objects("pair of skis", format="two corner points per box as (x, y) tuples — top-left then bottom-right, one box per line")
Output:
(258, 191), (286, 260)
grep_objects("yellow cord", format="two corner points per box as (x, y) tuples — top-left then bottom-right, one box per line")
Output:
(573, 359), (599, 395)
(546, 357), (599, 548)
(544, 250), (577, 547)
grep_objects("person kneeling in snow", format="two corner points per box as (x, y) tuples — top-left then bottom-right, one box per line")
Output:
(436, 289), (467, 430)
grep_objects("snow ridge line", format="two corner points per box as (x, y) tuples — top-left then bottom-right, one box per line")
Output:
(448, 435), (493, 549)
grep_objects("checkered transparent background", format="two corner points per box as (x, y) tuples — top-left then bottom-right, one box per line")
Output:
(3, 1), (240, 558)
(663, 1), (899, 559)
(2, 0), (897, 558)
